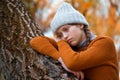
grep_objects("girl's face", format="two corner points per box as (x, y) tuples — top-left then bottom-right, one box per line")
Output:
(54, 24), (86, 46)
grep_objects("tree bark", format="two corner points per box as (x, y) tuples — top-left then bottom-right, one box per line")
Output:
(0, 0), (77, 80)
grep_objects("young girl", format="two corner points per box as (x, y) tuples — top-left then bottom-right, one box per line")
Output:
(30, 2), (119, 80)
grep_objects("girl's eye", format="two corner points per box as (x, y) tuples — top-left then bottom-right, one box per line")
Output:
(56, 33), (63, 39)
(63, 27), (69, 32)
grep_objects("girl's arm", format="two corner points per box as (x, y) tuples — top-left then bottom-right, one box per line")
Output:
(57, 36), (116, 71)
(30, 36), (85, 79)
(58, 57), (84, 80)
(43, 36), (58, 49)
(30, 36), (60, 60)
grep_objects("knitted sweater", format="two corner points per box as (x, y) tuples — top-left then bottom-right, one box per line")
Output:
(57, 36), (119, 80)
(30, 36), (119, 80)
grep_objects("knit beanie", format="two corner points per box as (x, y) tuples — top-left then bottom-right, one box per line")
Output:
(50, 2), (89, 34)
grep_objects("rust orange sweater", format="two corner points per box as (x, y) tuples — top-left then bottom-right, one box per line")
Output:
(57, 36), (119, 80)
(30, 36), (60, 60)
(30, 36), (119, 80)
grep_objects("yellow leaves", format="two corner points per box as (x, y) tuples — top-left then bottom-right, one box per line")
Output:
(104, 1), (118, 37)
(70, 0), (94, 14)
(115, 21), (120, 35)
(80, 2), (93, 13)
(108, 6), (116, 26)
(65, 0), (95, 14)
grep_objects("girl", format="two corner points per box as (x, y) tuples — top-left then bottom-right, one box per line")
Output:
(30, 2), (119, 80)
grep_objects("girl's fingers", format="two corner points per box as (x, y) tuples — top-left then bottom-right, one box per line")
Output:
(73, 72), (84, 80)
(79, 72), (84, 80)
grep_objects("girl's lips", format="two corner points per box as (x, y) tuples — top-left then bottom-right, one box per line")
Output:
(67, 39), (72, 44)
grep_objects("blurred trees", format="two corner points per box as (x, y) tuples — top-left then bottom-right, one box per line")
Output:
(67, 0), (120, 37)
(23, 0), (120, 65)
(23, 0), (120, 36)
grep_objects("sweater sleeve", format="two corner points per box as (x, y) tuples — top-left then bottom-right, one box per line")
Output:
(57, 37), (116, 71)
(44, 36), (58, 49)
(30, 36), (60, 60)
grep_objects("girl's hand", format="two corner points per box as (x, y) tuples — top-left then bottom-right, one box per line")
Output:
(58, 57), (84, 80)
(73, 71), (84, 80)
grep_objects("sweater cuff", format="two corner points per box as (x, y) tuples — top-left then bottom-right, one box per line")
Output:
(57, 40), (72, 51)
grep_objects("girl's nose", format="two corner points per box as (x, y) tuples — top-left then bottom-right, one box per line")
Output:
(63, 32), (68, 40)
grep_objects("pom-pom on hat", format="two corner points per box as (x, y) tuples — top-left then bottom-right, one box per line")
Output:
(50, 2), (89, 34)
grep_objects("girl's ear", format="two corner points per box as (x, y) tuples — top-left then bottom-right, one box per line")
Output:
(78, 24), (84, 29)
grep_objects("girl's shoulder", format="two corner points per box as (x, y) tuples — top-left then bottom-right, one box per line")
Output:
(89, 36), (115, 46)
(95, 36), (113, 40)
(94, 36), (114, 42)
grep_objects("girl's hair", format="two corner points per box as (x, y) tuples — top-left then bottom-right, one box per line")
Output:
(83, 26), (91, 47)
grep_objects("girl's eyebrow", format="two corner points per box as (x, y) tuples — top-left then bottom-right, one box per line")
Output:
(62, 25), (70, 28)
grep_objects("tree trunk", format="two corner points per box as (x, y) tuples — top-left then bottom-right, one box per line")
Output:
(0, 0), (77, 80)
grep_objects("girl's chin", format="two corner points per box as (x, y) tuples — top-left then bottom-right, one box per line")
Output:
(70, 42), (77, 47)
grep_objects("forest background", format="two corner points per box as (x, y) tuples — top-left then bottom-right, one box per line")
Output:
(23, 0), (120, 60)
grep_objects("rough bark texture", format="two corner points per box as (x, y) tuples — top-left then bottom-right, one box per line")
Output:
(0, 0), (77, 80)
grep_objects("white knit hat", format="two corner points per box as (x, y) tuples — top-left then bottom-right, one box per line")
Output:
(50, 2), (89, 34)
